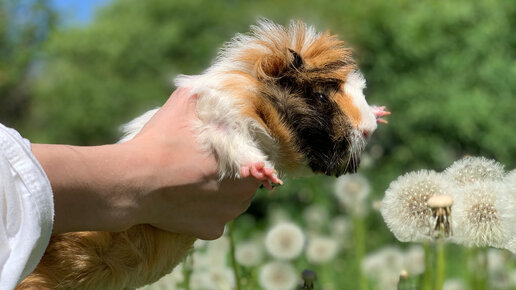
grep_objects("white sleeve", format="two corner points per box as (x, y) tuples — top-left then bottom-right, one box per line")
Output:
(0, 124), (54, 290)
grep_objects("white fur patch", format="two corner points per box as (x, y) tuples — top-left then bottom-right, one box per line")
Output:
(344, 71), (377, 135)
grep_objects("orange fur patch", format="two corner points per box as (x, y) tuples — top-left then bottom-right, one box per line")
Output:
(334, 88), (362, 127)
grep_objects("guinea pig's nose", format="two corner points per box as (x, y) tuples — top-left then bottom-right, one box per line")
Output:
(362, 130), (372, 139)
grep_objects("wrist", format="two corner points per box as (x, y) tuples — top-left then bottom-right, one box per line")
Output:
(32, 143), (148, 233)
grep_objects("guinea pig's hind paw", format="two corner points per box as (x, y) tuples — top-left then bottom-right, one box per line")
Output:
(240, 162), (283, 191)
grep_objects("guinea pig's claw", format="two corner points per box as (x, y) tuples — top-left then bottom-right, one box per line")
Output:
(241, 162), (283, 191)
(371, 106), (390, 123)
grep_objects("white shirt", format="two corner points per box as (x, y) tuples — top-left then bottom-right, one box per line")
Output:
(0, 124), (54, 290)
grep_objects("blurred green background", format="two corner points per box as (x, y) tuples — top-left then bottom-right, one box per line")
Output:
(2, 0), (516, 289)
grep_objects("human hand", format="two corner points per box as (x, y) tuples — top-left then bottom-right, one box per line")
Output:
(127, 88), (261, 239)
(33, 88), (260, 238)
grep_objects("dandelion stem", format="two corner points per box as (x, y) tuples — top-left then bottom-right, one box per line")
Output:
(434, 238), (445, 290)
(465, 247), (475, 290)
(182, 250), (194, 290)
(422, 242), (433, 290)
(477, 247), (488, 290)
(352, 216), (368, 290)
(228, 221), (242, 290)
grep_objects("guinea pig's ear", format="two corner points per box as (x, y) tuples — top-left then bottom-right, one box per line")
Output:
(288, 48), (304, 70)
(256, 54), (287, 80)
(255, 48), (304, 80)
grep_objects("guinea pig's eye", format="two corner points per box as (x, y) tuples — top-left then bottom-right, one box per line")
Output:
(316, 93), (327, 100)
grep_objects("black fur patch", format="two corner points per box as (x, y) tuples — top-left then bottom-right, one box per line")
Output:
(261, 63), (358, 176)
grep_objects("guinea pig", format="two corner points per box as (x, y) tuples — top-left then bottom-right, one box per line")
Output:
(18, 19), (389, 289)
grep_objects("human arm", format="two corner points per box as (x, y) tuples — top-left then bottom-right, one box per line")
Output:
(32, 88), (260, 239)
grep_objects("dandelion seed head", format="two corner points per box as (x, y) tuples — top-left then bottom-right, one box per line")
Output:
(330, 215), (352, 246)
(189, 267), (235, 290)
(445, 156), (505, 185)
(258, 261), (298, 290)
(265, 222), (305, 260)
(305, 235), (339, 264)
(453, 181), (514, 248)
(403, 245), (425, 276)
(442, 279), (466, 290)
(334, 174), (371, 216)
(235, 241), (263, 267)
(362, 246), (404, 279)
(506, 238), (516, 254)
(504, 169), (516, 196)
(381, 170), (455, 242)
(302, 204), (329, 230)
(139, 264), (184, 289)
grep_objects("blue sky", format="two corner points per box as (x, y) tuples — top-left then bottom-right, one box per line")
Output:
(51, 0), (111, 25)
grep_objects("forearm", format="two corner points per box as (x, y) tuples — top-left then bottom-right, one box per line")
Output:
(32, 143), (150, 234)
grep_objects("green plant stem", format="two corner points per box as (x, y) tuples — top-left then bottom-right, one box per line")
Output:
(182, 250), (194, 290)
(467, 247), (488, 290)
(352, 216), (368, 290)
(465, 247), (475, 290)
(477, 247), (488, 290)
(435, 238), (445, 290)
(228, 221), (242, 290)
(422, 242), (433, 290)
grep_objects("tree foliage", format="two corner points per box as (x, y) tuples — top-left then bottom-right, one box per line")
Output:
(0, 0), (54, 127)
(13, 0), (516, 187)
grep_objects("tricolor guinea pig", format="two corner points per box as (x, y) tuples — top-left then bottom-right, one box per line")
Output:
(19, 19), (389, 289)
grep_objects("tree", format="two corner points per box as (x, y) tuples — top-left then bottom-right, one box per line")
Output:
(0, 0), (55, 127)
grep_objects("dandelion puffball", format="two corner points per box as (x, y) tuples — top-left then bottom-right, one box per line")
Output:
(334, 173), (371, 216)
(259, 262), (298, 290)
(305, 235), (339, 265)
(403, 245), (425, 276)
(445, 156), (505, 185)
(505, 169), (516, 196)
(265, 222), (305, 260)
(452, 181), (515, 248)
(235, 241), (263, 267)
(381, 170), (457, 242)
(302, 204), (329, 230)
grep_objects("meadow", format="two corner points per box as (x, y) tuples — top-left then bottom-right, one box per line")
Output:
(3, 0), (516, 289)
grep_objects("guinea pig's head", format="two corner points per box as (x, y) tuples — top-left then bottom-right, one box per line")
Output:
(223, 20), (381, 176)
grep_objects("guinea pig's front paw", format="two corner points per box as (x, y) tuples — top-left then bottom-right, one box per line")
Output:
(371, 105), (391, 124)
(240, 162), (283, 190)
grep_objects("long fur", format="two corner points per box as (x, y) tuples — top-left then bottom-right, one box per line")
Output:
(18, 19), (377, 289)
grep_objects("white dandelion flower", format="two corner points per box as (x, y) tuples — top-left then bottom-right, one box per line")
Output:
(487, 249), (513, 289)
(259, 261), (298, 290)
(305, 235), (339, 265)
(362, 246), (404, 280)
(190, 267), (235, 290)
(194, 239), (208, 249)
(442, 279), (465, 290)
(208, 236), (230, 253)
(487, 248), (508, 275)
(403, 245), (425, 276)
(510, 270), (516, 287)
(302, 204), (329, 230)
(265, 222), (305, 260)
(193, 238), (229, 271)
(381, 170), (457, 242)
(330, 216), (352, 247)
(445, 156), (505, 185)
(268, 205), (291, 225)
(362, 246), (404, 290)
(506, 238), (516, 254)
(334, 173), (371, 216)
(137, 264), (183, 290)
(452, 181), (515, 248)
(504, 169), (516, 197)
(235, 240), (263, 267)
